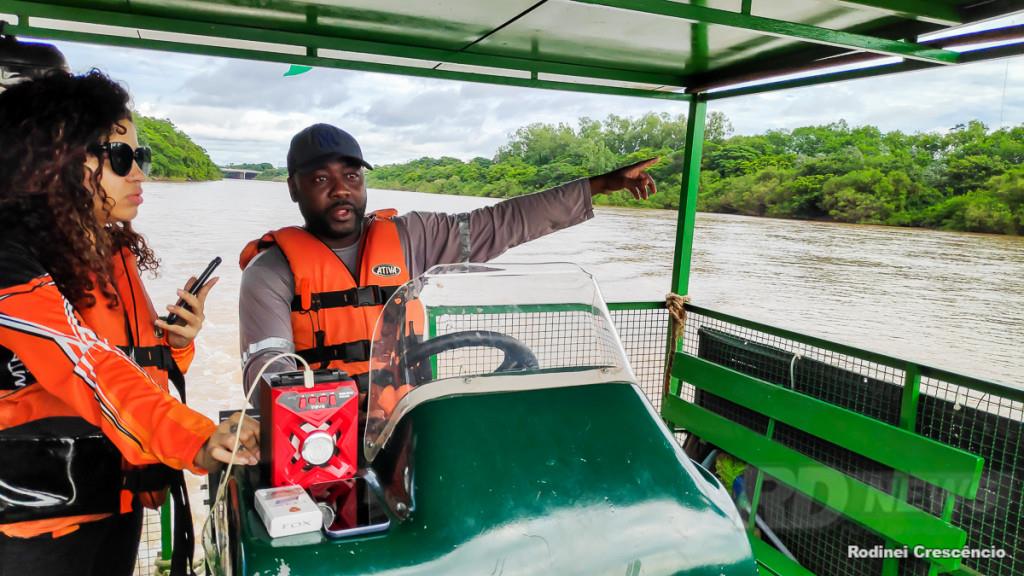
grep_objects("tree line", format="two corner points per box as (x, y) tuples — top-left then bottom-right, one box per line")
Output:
(366, 113), (1023, 235)
(135, 115), (221, 181)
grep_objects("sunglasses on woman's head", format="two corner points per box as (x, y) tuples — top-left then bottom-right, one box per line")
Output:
(89, 142), (152, 177)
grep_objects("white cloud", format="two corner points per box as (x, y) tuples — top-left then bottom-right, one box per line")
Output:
(53, 38), (1024, 168)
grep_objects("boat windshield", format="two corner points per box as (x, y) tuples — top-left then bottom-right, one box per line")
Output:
(364, 262), (635, 462)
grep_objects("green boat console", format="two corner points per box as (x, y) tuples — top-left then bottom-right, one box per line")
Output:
(204, 264), (757, 576)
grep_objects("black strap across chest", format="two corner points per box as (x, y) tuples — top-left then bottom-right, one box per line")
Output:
(296, 339), (372, 365)
(291, 285), (398, 312)
(120, 344), (172, 371)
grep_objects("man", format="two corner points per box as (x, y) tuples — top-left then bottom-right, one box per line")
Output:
(239, 123), (657, 400)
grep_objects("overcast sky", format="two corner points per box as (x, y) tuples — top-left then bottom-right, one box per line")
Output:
(52, 29), (1024, 168)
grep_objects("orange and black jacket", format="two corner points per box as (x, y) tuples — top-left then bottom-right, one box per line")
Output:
(239, 210), (412, 382)
(0, 239), (216, 538)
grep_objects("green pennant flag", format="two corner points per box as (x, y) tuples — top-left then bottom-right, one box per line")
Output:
(284, 64), (313, 77)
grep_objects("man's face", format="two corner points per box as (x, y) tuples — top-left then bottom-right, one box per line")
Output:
(289, 158), (368, 247)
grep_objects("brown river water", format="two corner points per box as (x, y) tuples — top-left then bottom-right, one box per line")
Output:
(136, 179), (1022, 401)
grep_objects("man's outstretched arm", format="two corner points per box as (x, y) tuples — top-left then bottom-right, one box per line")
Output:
(400, 158), (660, 275)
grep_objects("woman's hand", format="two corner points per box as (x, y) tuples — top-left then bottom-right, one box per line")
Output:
(194, 411), (260, 472)
(155, 276), (219, 349)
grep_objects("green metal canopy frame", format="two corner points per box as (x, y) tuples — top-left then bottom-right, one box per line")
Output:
(0, 0), (1022, 104)
(3, 4), (1023, 575)
(3, 0), (1019, 297)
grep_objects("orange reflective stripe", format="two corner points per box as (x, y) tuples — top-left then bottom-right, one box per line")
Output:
(0, 277), (215, 468)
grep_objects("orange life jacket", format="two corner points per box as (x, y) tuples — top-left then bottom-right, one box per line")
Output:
(239, 211), (411, 383)
(0, 245), (208, 540)
(78, 247), (187, 511)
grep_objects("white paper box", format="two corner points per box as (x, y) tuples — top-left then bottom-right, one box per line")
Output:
(254, 485), (323, 538)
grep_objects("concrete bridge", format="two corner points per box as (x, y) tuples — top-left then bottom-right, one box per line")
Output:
(221, 168), (260, 180)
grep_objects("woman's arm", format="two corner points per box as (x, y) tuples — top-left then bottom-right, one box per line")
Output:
(0, 275), (217, 473)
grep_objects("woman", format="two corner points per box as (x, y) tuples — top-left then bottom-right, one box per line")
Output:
(0, 70), (258, 576)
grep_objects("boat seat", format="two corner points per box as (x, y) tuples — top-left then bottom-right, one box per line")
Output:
(664, 350), (985, 576)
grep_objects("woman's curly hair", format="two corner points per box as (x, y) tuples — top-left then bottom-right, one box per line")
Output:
(0, 69), (157, 308)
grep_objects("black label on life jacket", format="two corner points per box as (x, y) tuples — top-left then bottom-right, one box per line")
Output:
(0, 346), (36, 391)
(0, 417), (121, 523)
(372, 264), (402, 277)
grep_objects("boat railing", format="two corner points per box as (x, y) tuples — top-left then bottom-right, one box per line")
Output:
(135, 300), (1021, 576)
(661, 302), (1022, 576)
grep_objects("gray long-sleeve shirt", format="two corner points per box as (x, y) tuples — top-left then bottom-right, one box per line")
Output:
(239, 178), (594, 396)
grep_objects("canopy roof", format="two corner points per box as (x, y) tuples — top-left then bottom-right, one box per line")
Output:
(1, 0), (1022, 100)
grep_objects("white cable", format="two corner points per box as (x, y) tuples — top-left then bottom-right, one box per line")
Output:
(788, 353), (802, 390)
(200, 352), (314, 549)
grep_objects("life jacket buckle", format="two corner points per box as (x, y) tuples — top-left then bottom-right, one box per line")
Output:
(357, 286), (383, 307)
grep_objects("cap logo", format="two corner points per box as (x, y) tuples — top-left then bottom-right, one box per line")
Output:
(372, 264), (402, 277)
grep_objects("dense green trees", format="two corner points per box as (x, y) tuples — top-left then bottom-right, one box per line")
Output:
(700, 119), (1023, 233)
(367, 114), (1023, 235)
(135, 115), (221, 181)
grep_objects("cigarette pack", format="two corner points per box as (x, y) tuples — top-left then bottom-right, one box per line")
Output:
(254, 485), (322, 538)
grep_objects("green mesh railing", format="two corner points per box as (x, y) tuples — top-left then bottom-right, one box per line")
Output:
(677, 304), (1023, 576)
(425, 302), (670, 412)
(134, 506), (168, 575)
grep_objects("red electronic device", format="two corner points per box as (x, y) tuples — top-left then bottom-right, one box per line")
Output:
(260, 369), (359, 488)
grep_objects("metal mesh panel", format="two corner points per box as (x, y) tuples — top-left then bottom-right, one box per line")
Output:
(680, 308), (1024, 576)
(755, 472), (886, 576)
(914, 378), (1024, 575)
(134, 508), (163, 576)
(609, 307), (669, 413)
(431, 309), (623, 378)
(429, 306), (671, 401)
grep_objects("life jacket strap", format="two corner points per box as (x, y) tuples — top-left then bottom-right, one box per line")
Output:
(168, 471), (197, 576)
(119, 344), (186, 400)
(290, 285), (398, 312)
(119, 345), (173, 371)
(296, 340), (371, 365)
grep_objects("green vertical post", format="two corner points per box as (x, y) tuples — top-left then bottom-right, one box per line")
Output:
(882, 363), (922, 576)
(428, 310), (438, 379)
(161, 502), (172, 561)
(670, 96), (707, 297)
(747, 419), (774, 533)
(665, 96), (706, 397)
(930, 494), (959, 576)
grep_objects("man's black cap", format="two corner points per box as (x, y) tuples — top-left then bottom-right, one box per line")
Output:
(287, 123), (373, 175)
